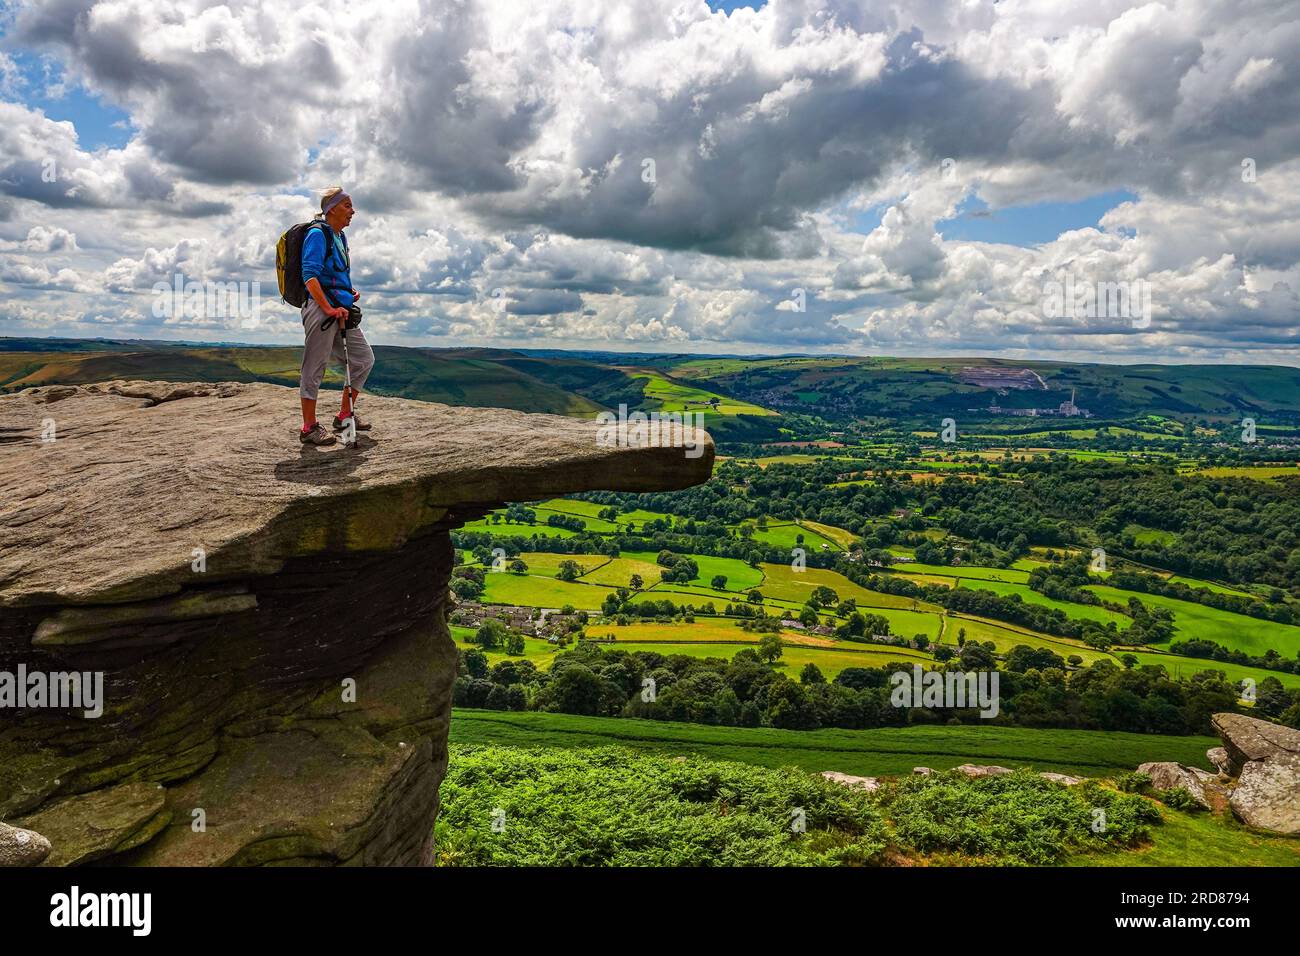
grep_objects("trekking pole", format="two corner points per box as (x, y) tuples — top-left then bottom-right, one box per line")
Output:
(338, 316), (356, 447)
(319, 305), (358, 444)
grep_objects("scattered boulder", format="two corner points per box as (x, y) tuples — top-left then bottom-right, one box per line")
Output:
(1230, 752), (1300, 835)
(1211, 713), (1300, 775)
(954, 764), (1013, 778)
(912, 767), (933, 776)
(0, 821), (51, 866)
(1135, 715), (1300, 835)
(821, 771), (880, 792)
(1136, 762), (1214, 808)
(1207, 747), (1232, 775)
(1039, 772), (1085, 786)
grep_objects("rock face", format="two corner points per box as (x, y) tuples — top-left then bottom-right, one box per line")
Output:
(0, 381), (713, 865)
(1136, 762), (1215, 809)
(1210, 713), (1300, 835)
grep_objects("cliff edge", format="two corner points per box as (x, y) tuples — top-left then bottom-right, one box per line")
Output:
(0, 381), (713, 865)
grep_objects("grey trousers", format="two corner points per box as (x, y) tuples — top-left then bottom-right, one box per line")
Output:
(299, 298), (374, 400)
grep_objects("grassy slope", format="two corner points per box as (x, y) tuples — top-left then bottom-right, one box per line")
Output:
(1069, 809), (1300, 867)
(957, 579), (1133, 629)
(450, 709), (1216, 777)
(1088, 584), (1300, 657)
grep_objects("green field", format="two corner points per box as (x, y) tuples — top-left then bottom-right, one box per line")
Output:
(576, 555), (662, 588)
(630, 587), (789, 614)
(622, 550), (765, 592)
(1124, 652), (1300, 689)
(1125, 524), (1178, 546)
(480, 572), (616, 609)
(510, 552), (609, 578)
(1167, 575), (1256, 598)
(759, 563), (943, 612)
(1197, 466), (1300, 480)
(589, 619), (836, 647)
(633, 370), (775, 417)
(887, 562), (1031, 584)
(534, 507), (621, 533)
(460, 518), (578, 539)
(1088, 584), (1300, 657)
(450, 626), (562, 668)
(741, 521), (841, 551)
(957, 580), (1133, 629)
(802, 520), (859, 549)
(941, 615), (1115, 665)
(450, 709), (1217, 777)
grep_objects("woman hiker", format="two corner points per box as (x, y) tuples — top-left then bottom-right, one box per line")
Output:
(298, 186), (375, 445)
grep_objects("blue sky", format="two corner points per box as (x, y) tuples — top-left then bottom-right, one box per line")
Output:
(938, 191), (1139, 246)
(7, 51), (134, 150)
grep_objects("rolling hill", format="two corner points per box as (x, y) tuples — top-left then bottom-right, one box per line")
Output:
(5, 339), (1300, 428)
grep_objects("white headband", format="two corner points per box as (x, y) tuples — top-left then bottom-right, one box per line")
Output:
(322, 190), (350, 214)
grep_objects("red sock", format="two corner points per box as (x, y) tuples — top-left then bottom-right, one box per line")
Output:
(301, 421), (316, 432)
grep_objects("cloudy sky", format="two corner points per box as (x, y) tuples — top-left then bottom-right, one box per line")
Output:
(1, 0), (1297, 363)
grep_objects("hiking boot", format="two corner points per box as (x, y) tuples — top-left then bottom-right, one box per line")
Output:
(299, 422), (337, 446)
(333, 413), (371, 432)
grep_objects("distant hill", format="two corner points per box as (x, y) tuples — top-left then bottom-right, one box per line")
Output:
(672, 356), (1300, 423)
(4, 338), (1299, 427)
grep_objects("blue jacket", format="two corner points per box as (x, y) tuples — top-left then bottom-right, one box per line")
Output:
(300, 223), (355, 307)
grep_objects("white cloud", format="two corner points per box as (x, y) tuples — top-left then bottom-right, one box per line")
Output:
(0, 0), (1295, 362)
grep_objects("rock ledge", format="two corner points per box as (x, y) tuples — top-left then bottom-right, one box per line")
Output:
(1, 382), (713, 865)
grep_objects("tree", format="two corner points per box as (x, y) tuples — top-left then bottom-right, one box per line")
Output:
(556, 560), (581, 582)
(958, 641), (996, 670)
(505, 632), (526, 656)
(758, 634), (784, 663)
(711, 574), (728, 590)
(800, 663), (825, 684)
(536, 664), (617, 716)
(810, 585), (839, 608)
(449, 576), (483, 600)
(798, 605), (819, 627)
(629, 574), (644, 590)
(747, 589), (764, 604)
(462, 648), (489, 679)
(475, 619), (507, 650)
(836, 612), (866, 639)
(508, 558), (528, 574)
